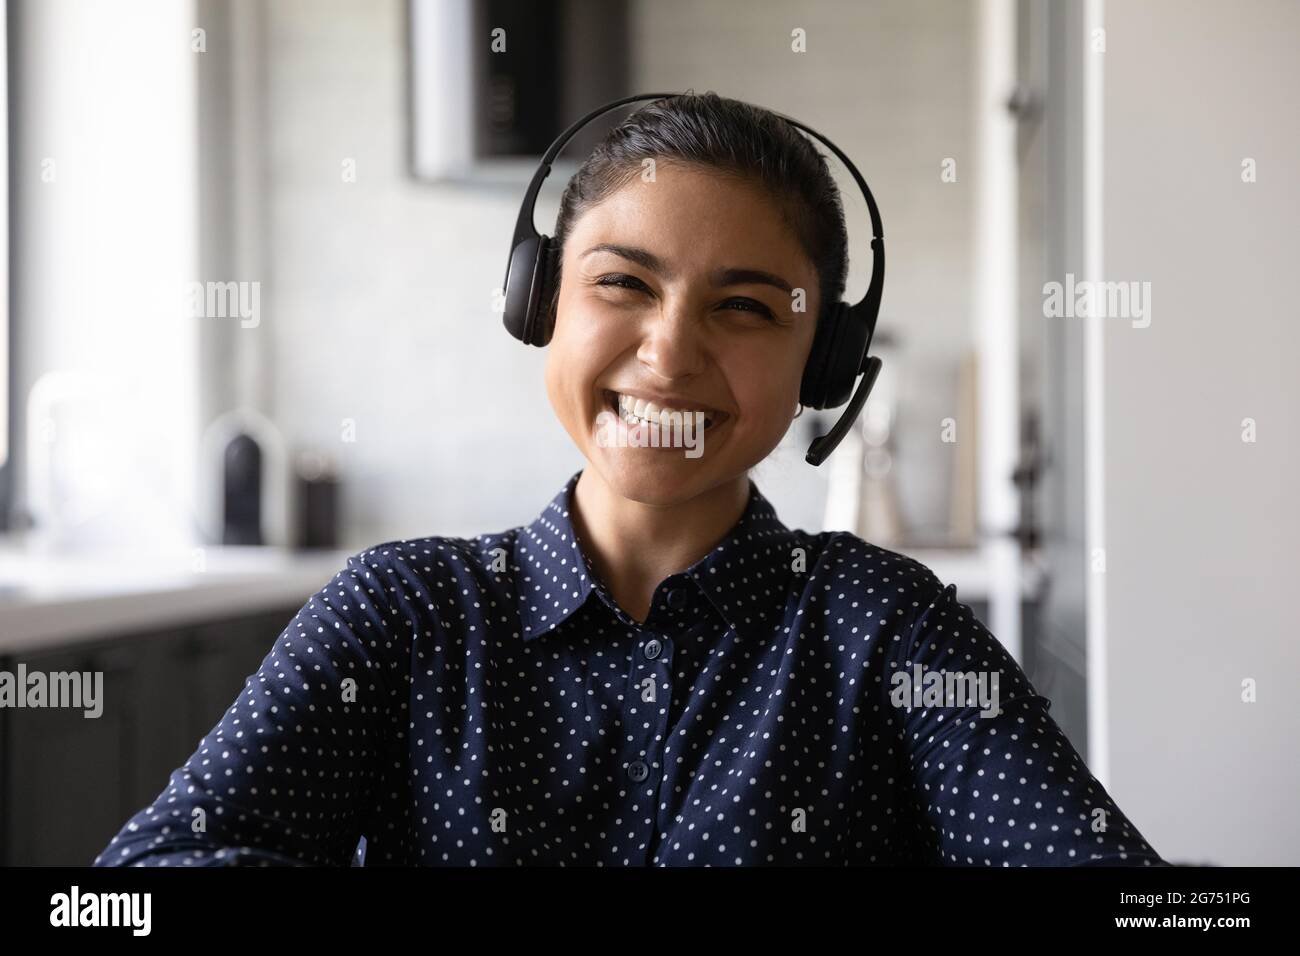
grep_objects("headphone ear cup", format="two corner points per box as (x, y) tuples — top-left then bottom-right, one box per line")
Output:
(800, 301), (872, 409)
(800, 302), (847, 408)
(502, 235), (541, 344)
(502, 235), (560, 347)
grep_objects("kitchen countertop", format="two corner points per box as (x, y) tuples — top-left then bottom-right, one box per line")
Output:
(0, 542), (353, 654)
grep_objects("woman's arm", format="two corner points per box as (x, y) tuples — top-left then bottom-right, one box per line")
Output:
(94, 555), (404, 867)
(889, 570), (1168, 866)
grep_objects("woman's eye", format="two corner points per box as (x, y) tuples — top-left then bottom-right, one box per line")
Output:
(720, 298), (775, 319)
(593, 277), (774, 321)
(595, 274), (646, 292)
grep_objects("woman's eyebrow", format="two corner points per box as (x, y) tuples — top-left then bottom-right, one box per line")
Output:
(581, 243), (793, 292)
(709, 267), (793, 294)
(582, 243), (671, 275)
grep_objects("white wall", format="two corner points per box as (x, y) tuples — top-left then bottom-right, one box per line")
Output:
(263, 0), (556, 543)
(1100, 0), (1300, 865)
(256, 0), (978, 545)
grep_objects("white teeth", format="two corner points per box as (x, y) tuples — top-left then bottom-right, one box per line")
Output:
(612, 392), (714, 428)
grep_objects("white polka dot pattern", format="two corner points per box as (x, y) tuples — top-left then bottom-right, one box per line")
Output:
(95, 470), (1165, 867)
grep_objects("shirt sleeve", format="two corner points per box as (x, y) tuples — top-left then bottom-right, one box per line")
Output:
(888, 567), (1168, 866)
(93, 554), (405, 867)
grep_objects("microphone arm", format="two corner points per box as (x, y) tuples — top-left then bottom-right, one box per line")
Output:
(804, 357), (883, 467)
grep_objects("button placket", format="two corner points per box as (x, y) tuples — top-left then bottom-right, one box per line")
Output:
(619, 624), (674, 862)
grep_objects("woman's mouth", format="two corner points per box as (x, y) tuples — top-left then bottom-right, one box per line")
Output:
(600, 389), (728, 432)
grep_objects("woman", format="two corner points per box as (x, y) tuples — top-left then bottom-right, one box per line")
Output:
(97, 92), (1165, 867)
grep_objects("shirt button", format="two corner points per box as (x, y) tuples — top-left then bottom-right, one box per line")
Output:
(627, 760), (649, 783)
(643, 638), (663, 660)
(666, 587), (689, 610)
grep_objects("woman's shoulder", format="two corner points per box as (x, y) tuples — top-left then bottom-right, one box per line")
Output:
(295, 528), (529, 646)
(338, 525), (529, 594)
(791, 527), (951, 609)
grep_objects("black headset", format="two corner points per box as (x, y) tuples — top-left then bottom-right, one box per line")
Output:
(502, 92), (884, 467)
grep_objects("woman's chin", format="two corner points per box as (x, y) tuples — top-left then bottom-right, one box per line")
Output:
(579, 413), (771, 506)
(587, 447), (718, 505)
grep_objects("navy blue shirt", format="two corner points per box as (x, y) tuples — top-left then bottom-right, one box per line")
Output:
(96, 470), (1164, 867)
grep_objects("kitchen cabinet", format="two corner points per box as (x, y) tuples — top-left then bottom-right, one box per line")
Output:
(0, 608), (299, 866)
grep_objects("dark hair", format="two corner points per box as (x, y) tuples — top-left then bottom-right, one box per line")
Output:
(549, 91), (849, 324)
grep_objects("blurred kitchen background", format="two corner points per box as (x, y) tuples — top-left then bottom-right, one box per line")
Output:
(0, 0), (1296, 866)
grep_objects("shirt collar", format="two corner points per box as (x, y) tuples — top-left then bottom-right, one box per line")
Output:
(514, 470), (797, 643)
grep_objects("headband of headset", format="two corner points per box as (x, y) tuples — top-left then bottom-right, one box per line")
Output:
(502, 92), (885, 466)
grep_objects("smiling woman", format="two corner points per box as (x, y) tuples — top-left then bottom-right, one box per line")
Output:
(95, 92), (1166, 868)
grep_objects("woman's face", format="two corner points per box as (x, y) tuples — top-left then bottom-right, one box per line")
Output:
(544, 162), (821, 507)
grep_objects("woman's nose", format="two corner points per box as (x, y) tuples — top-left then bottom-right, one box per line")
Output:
(635, 302), (707, 382)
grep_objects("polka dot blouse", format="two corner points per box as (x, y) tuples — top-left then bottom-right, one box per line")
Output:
(95, 470), (1166, 867)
